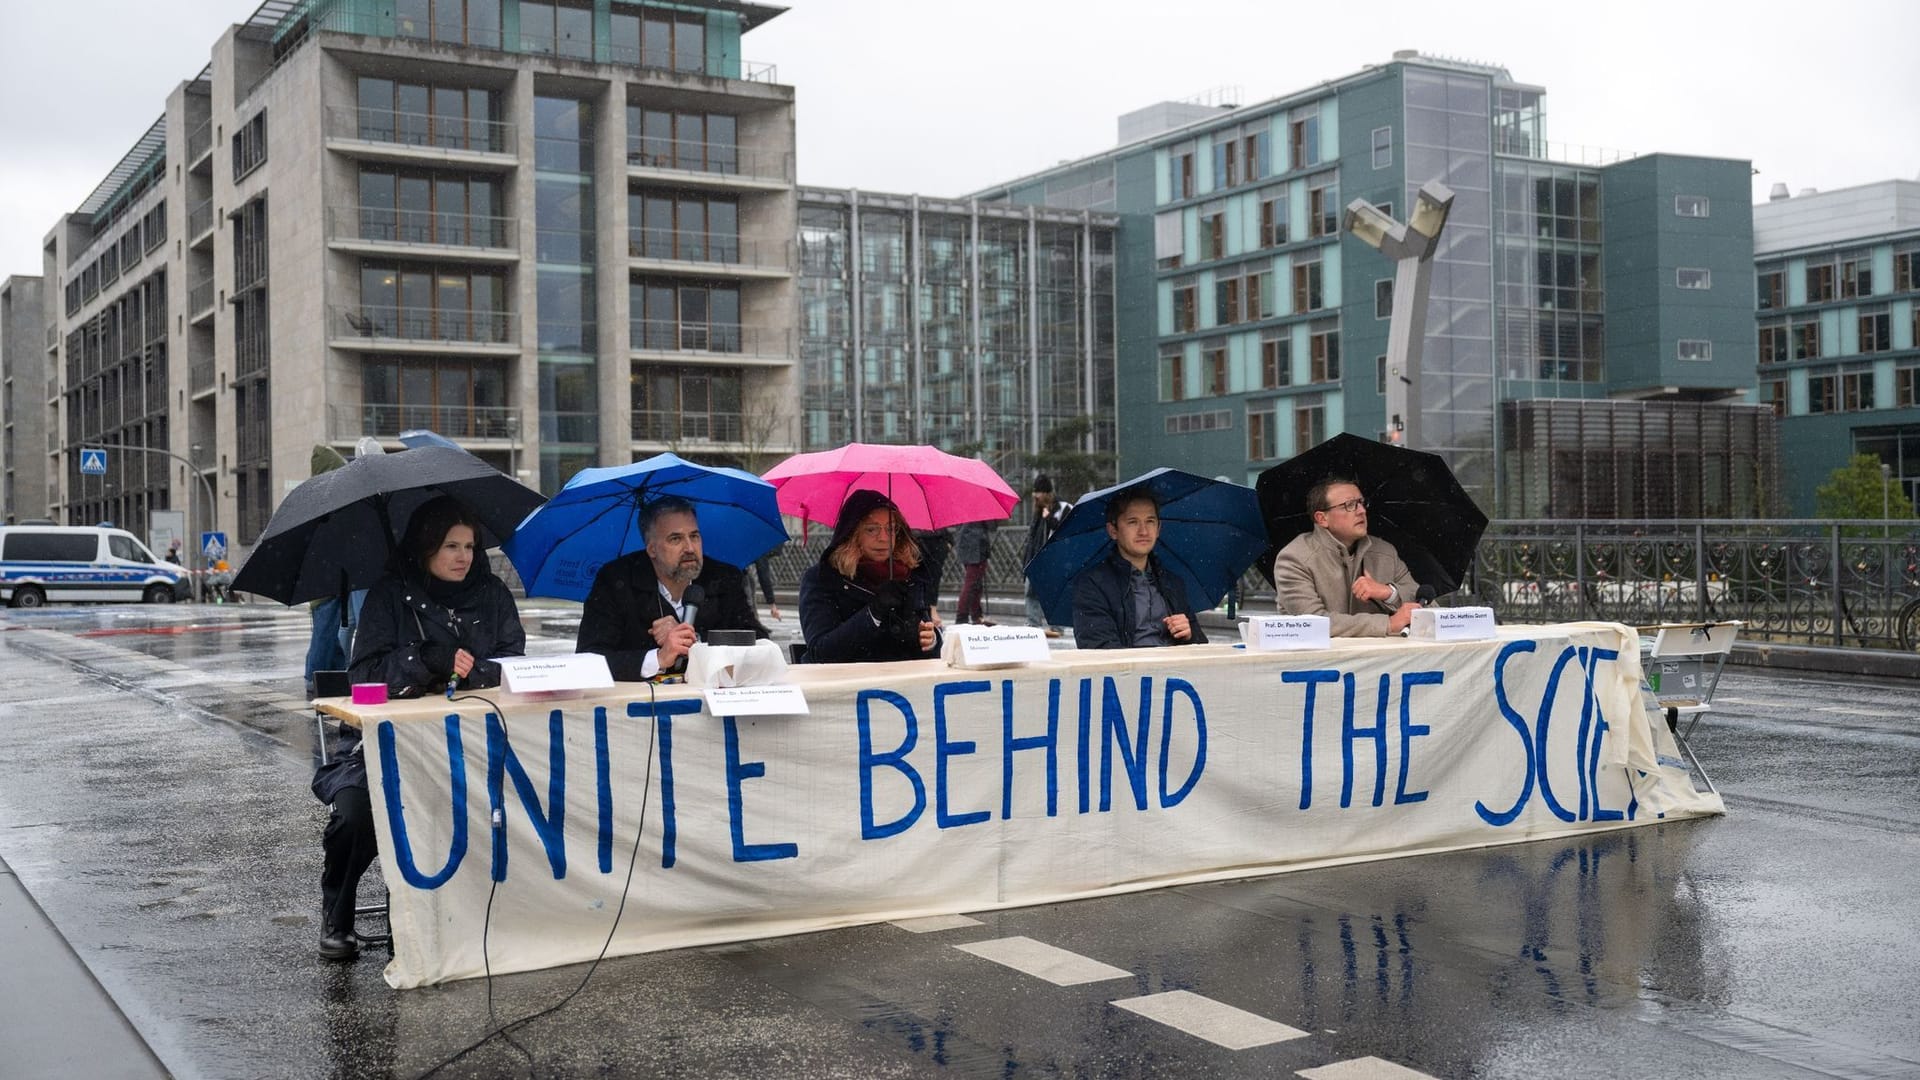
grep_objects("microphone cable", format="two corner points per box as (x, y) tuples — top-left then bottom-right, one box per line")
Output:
(416, 680), (661, 1079)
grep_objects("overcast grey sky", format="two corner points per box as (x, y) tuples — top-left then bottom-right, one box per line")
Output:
(3, 0), (1916, 281)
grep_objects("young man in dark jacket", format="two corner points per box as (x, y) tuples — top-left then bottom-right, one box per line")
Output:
(1070, 486), (1208, 649)
(575, 496), (767, 681)
(1022, 474), (1071, 637)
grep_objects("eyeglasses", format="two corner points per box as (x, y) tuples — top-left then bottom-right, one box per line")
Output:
(1320, 497), (1367, 515)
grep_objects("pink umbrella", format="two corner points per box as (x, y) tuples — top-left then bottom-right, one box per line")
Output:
(762, 443), (1019, 530)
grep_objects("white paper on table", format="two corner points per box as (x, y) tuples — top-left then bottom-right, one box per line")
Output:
(494, 653), (615, 693)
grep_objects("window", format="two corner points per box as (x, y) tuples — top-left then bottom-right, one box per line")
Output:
(1289, 107), (1320, 170)
(1153, 211), (1183, 268)
(1807, 260), (1835, 303)
(231, 109), (267, 181)
(1860, 308), (1892, 353)
(1763, 378), (1786, 417)
(359, 169), (504, 247)
(1808, 373), (1835, 414)
(1261, 331), (1290, 388)
(1198, 207), (1225, 261)
(1374, 279), (1393, 319)
(628, 190), (739, 263)
(1309, 321), (1339, 383)
(1895, 246), (1920, 293)
(1899, 366), (1920, 407)
(1260, 192), (1289, 248)
(632, 365), (745, 442)
(1293, 395), (1325, 449)
(1171, 280), (1197, 333)
(1791, 318), (1821, 360)
(358, 264), (508, 342)
(1293, 257), (1323, 312)
(1757, 269), (1783, 310)
(629, 278), (740, 351)
(397, 0), (501, 47)
(1677, 339), (1712, 362)
(1758, 322), (1788, 364)
(1159, 345), (1185, 402)
(520, 1), (595, 59)
(1213, 137), (1237, 189)
(1842, 370), (1874, 411)
(1307, 173), (1339, 237)
(1250, 269), (1274, 320)
(1164, 410), (1231, 434)
(1248, 406), (1276, 459)
(1371, 126), (1392, 169)
(1376, 354), (1388, 394)
(358, 77), (499, 153)
(1675, 267), (1711, 290)
(1204, 340), (1229, 395)
(1243, 130), (1269, 183)
(1673, 194), (1709, 217)
(361, 356), (510, 437)
(1214, 271), (1242, 326)
(1170, 147), (1195, 200)
(1840, 251), (1873, 299)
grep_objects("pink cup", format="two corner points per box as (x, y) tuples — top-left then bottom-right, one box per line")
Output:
(350, 683), (389, 705)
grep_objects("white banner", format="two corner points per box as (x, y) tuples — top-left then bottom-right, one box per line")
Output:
(354, 622), (1720, 988)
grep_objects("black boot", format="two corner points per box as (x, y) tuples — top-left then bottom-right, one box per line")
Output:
(319, 927), (360, 961)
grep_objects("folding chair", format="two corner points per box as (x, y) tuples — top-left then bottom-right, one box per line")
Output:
(1638, 621), (1739, 795)
(312, 671), (392, 952)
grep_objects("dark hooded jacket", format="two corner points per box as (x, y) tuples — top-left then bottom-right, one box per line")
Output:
(798, 490), (943, 663)
(576, 552), (767, 681)
(1071, 550), (1209, 649)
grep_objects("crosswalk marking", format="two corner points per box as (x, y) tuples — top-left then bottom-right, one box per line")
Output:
(1298, 1056), (1437, 1079)
(953, 936), (1130, 986)
(891, 914), (982, 933)
(1111, 990), (1307, 1050)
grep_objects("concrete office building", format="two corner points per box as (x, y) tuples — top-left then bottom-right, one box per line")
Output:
(36, 0), (797, 550)
(796, 187), (1119, 477)
(1, 276), (49, 523)
(1753, 179), (1920, 514)
(975, 51), (1773, 518)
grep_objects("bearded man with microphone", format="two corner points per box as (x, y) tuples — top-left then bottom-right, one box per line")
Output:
(576, 494), (768, 681)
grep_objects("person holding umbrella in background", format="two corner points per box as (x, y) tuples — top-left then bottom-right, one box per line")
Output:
(1272, 475), (1421, 636)
(1023, 474), (1071, 637)
(799, 490), (942, 663)
(324, 496), (525, 962)
(1071, 485), (1207, 649)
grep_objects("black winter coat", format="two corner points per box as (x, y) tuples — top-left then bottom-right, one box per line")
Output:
(798, 562), (943, 663)
(576, 553), (767, 681)
(1071, 551), (1209, 650)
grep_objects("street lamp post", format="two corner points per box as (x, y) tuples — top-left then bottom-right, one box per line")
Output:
(1882, 462), (1893, 538)
(1343, 180), (1456, 449)
(86, 441), (220, 599)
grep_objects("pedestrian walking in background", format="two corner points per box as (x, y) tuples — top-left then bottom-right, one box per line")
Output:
(917, 526), (954, 610)
(750, 553), (783, 622)
(954, 519), (992, 624)
(1022, 474), (1071, 637)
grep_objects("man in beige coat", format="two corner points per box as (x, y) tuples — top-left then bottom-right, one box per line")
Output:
(1273, 476), (1422, 636)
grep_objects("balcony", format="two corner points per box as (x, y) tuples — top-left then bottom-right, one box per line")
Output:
(186, 118), (212, 166)
(630, 321), (794, 364)
(628, 230), (793, 277)
(325, 105), (515, 169)
(632, 409), (744, 445)
(330, 305), (518, 352)
(330, 403), (521, 442)
(45, 325), (56, 350)
(189, 274), (216, 322)
(190, 356), (214, 396)
(188, 199), (214, 245)
(328, 205), (516, 259)
(626, 138), (792, 188)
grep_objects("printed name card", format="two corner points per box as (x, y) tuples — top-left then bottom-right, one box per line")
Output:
(1239, 614), (1332, 651)
(495, 653), (615, 693)
(948, 625), (1052, 668)
(1409, 606), (1497, 641)
(704, 684), (810, 717)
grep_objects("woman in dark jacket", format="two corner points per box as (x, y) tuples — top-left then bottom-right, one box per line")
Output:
(314, 497), (523, 962)
(798, 490), (943, 663)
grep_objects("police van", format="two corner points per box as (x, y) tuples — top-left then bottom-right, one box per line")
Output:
(0, 525), (191, 608)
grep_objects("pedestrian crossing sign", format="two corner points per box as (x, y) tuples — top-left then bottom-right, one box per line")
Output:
(80, 448), (107, 475)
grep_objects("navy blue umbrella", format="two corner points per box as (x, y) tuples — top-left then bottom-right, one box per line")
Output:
(1023, 468), (1269, 627)
(504, 453), (788, 601)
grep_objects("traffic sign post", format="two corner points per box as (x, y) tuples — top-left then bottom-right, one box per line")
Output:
(80, 448), (108, 475)
(202, 532), (228, 565)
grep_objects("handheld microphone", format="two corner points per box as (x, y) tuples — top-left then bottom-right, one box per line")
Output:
(446, 673), (459, 700)
(679, 582), (706, 633)
(1415, 584), (1438, 605)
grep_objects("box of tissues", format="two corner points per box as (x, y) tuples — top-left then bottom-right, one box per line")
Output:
(1239, 614), (1331, 651)
(685, 639), (789, 688)
(1408, 606), (1496, 641)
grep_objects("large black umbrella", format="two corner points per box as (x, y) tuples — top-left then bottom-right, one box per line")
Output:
(1255, 433), (1488, 594)
(232, 445), (545, 605)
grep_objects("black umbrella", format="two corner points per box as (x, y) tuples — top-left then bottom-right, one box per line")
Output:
(1255, 432), (1488, 594)
(232, 445), (545, 605)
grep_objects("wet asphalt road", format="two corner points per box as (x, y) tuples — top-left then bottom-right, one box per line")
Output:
(1, 601), (1917, 1079)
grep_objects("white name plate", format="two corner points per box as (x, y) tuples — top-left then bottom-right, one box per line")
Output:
(495, 653), (614, 693)
(1409, 606), (1497, 641)
(949, 625), (1052, 668)
(1239, 614), (1332, 651)
(704, 684), (810, 717)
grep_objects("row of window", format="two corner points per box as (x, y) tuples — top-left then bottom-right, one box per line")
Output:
(1759, 307), (1917, 363)
(1171, 176), (1338, 270)
(1159, 324), (1340, 401)
(232, 110), (268, 182)
(1759, 248), (1920, 310)
(1763, 365), (1920, 418)
(382, 0), (712, 75)
(1247, 397), (1326, 460)
(64, 205), (167, 317)
(1165, 104), (1323, 202)
(1170, 256), (1331, 335)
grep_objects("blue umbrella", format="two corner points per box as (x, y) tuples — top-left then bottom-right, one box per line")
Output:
(504, 453), (787, 601)
(397, 429), (464, 451)
(1023, 468), (1269, 627)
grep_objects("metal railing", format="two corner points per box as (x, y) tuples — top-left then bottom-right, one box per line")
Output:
(328, 205), (515, 249)
(189, 275), (215, 318)
(629, 321), (793, 359)
(187, 118), (212, 163)
(325, 105), (513, 156)
(188, 198), (214, 239)
(331, 403), (521, 441)
(625, 138), (792, 183)
(190, 441), (215, 469)
(631, 410), (744, 444)
(331, 304), (516, 345)
(189, 357), (214, 393)
(627, 229), (793, 271)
